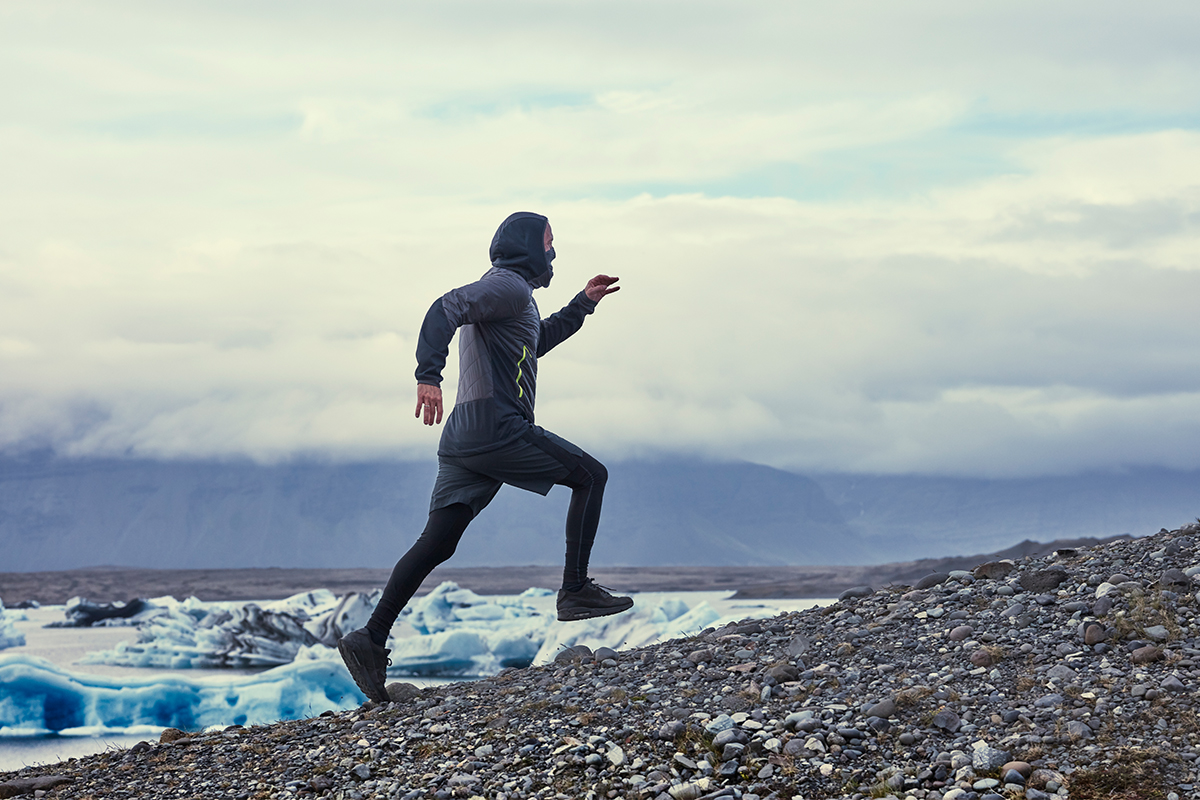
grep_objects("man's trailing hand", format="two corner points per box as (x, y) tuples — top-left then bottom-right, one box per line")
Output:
(585, 275), (620, 303)
(416, 383), (443, 426)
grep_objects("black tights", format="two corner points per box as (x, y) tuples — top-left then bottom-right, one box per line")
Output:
(365, 453), (608, 644)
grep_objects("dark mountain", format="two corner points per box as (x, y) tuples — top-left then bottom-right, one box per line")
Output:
(813, 470), (1200, 563)
(0, 454), (861, 571)
(3, 453), (1197, 573)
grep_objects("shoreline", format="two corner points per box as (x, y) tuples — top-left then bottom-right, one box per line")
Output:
(0, 536), (1131, 605)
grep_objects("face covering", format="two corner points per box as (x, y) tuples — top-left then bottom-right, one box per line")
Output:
(538, 247), (556, 287)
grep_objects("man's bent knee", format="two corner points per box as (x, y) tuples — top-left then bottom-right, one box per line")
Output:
(564, 456), (606, 489)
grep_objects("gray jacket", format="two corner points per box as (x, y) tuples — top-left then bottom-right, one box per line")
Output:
(415, 213), (597, 456)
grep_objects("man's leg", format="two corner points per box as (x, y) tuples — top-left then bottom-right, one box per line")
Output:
(553, 449), (632, 621)
(452, 430), (633, 622)
(365, 503), (474, 645)
(558, 452), (608, 592)
(340, 460), (499, 703)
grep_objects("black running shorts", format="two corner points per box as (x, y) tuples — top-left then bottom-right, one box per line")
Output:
(429, 427), (585, 516)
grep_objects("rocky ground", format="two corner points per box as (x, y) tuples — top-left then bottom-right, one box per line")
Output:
(5, 524), (1200, 800)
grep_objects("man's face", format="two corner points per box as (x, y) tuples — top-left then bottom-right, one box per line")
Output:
(543, 223), (554, 253)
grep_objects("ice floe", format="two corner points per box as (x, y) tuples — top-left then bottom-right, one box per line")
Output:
(388, 583), (548, 675)
(79, 590), (377, 669)
(0, 597), (26, 650)
(0, 654), (362, 736)
(46, 598), (159, 628)
(65, 582), (803, 679)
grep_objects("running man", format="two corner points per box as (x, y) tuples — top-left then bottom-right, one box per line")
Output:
(339, 212), (634, 703)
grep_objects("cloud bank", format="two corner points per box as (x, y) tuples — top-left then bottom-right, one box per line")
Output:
(1, 2), (1199, 477)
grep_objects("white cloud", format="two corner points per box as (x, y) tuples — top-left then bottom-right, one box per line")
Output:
(0, 2), (1198, 476)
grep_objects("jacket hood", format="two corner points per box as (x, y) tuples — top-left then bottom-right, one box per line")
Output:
(489, 212), (554, 287)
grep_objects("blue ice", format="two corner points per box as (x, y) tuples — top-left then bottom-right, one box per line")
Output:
(0, 654), (363, 736)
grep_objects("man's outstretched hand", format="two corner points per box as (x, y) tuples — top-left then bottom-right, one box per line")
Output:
(585, 275), (620, 303)
(416, 383), (443, 426)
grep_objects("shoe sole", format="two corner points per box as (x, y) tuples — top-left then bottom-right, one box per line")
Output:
(337, 638), (389, 703)
(557, 599), (634, 622)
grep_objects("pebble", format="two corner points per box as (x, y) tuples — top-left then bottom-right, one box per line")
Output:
(7, 524), (1200, 800)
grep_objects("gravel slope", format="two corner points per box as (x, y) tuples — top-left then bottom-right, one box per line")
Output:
(4, 524), (1199, 800)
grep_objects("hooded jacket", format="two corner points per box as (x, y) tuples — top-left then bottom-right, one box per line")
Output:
(415, 212), (597, 457)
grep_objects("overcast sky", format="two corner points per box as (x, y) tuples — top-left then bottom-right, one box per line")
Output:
(2, 1), (1199, 477)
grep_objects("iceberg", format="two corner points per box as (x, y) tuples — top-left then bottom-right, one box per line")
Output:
(46, 597), (160, 628)
(390, 582), (550, 676)
(0, 653), (363, 736)
(0, 597), (26, 650)
(72, 582), (799, 679)
(79, 591), (378, 669)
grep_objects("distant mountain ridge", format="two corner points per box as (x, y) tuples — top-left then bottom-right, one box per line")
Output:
(813, 470), (1200, 562)
(0, 453), (1196, 571)
(0, 454), (860, 571)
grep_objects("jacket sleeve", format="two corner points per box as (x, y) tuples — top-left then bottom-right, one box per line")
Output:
(536, 291), (598, 357)
(415, 273), (530, 385)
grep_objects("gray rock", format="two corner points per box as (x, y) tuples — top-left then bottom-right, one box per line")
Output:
(554, 645), (593, 663)
(1020, 568), (1068, 593)
(970, 648), (996, 668)
(1000, 603), (1025, 618)
(767, 663), (799, 682)
(1144, 625), (1170, 642)
(916, 573), (949, 589)
(866, 698), (897, 718)
(838, 585), (874, 601)
(948, 625), (974, 642)
(657, 721), (685, 740)
(1066, 721), (1093, 740)
(1161, 569), (1192, 590)
(386, 682), (420, 703)
(932, 709), (961, 732)
(673, 753), (698, 770)
(712, 728), (748, 748)
(720, 743), (745, 761)
(1047, 664), (1077, 682)
(1034, 693), (1064, 708)
(594, 646), (619, 662)
(1161, 675), (1187, 694)
(351, 764), (371, 781)
(782, 736), (807, 756)
(786, 635), (810, 657)
(972, 745), (1009, 771)
(0, 776), (74, 796)
(973, 560), (1015, 580)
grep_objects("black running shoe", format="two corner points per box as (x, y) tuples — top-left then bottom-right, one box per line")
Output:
(337, 628), (391, 703)
(557, 579), (635, 622)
